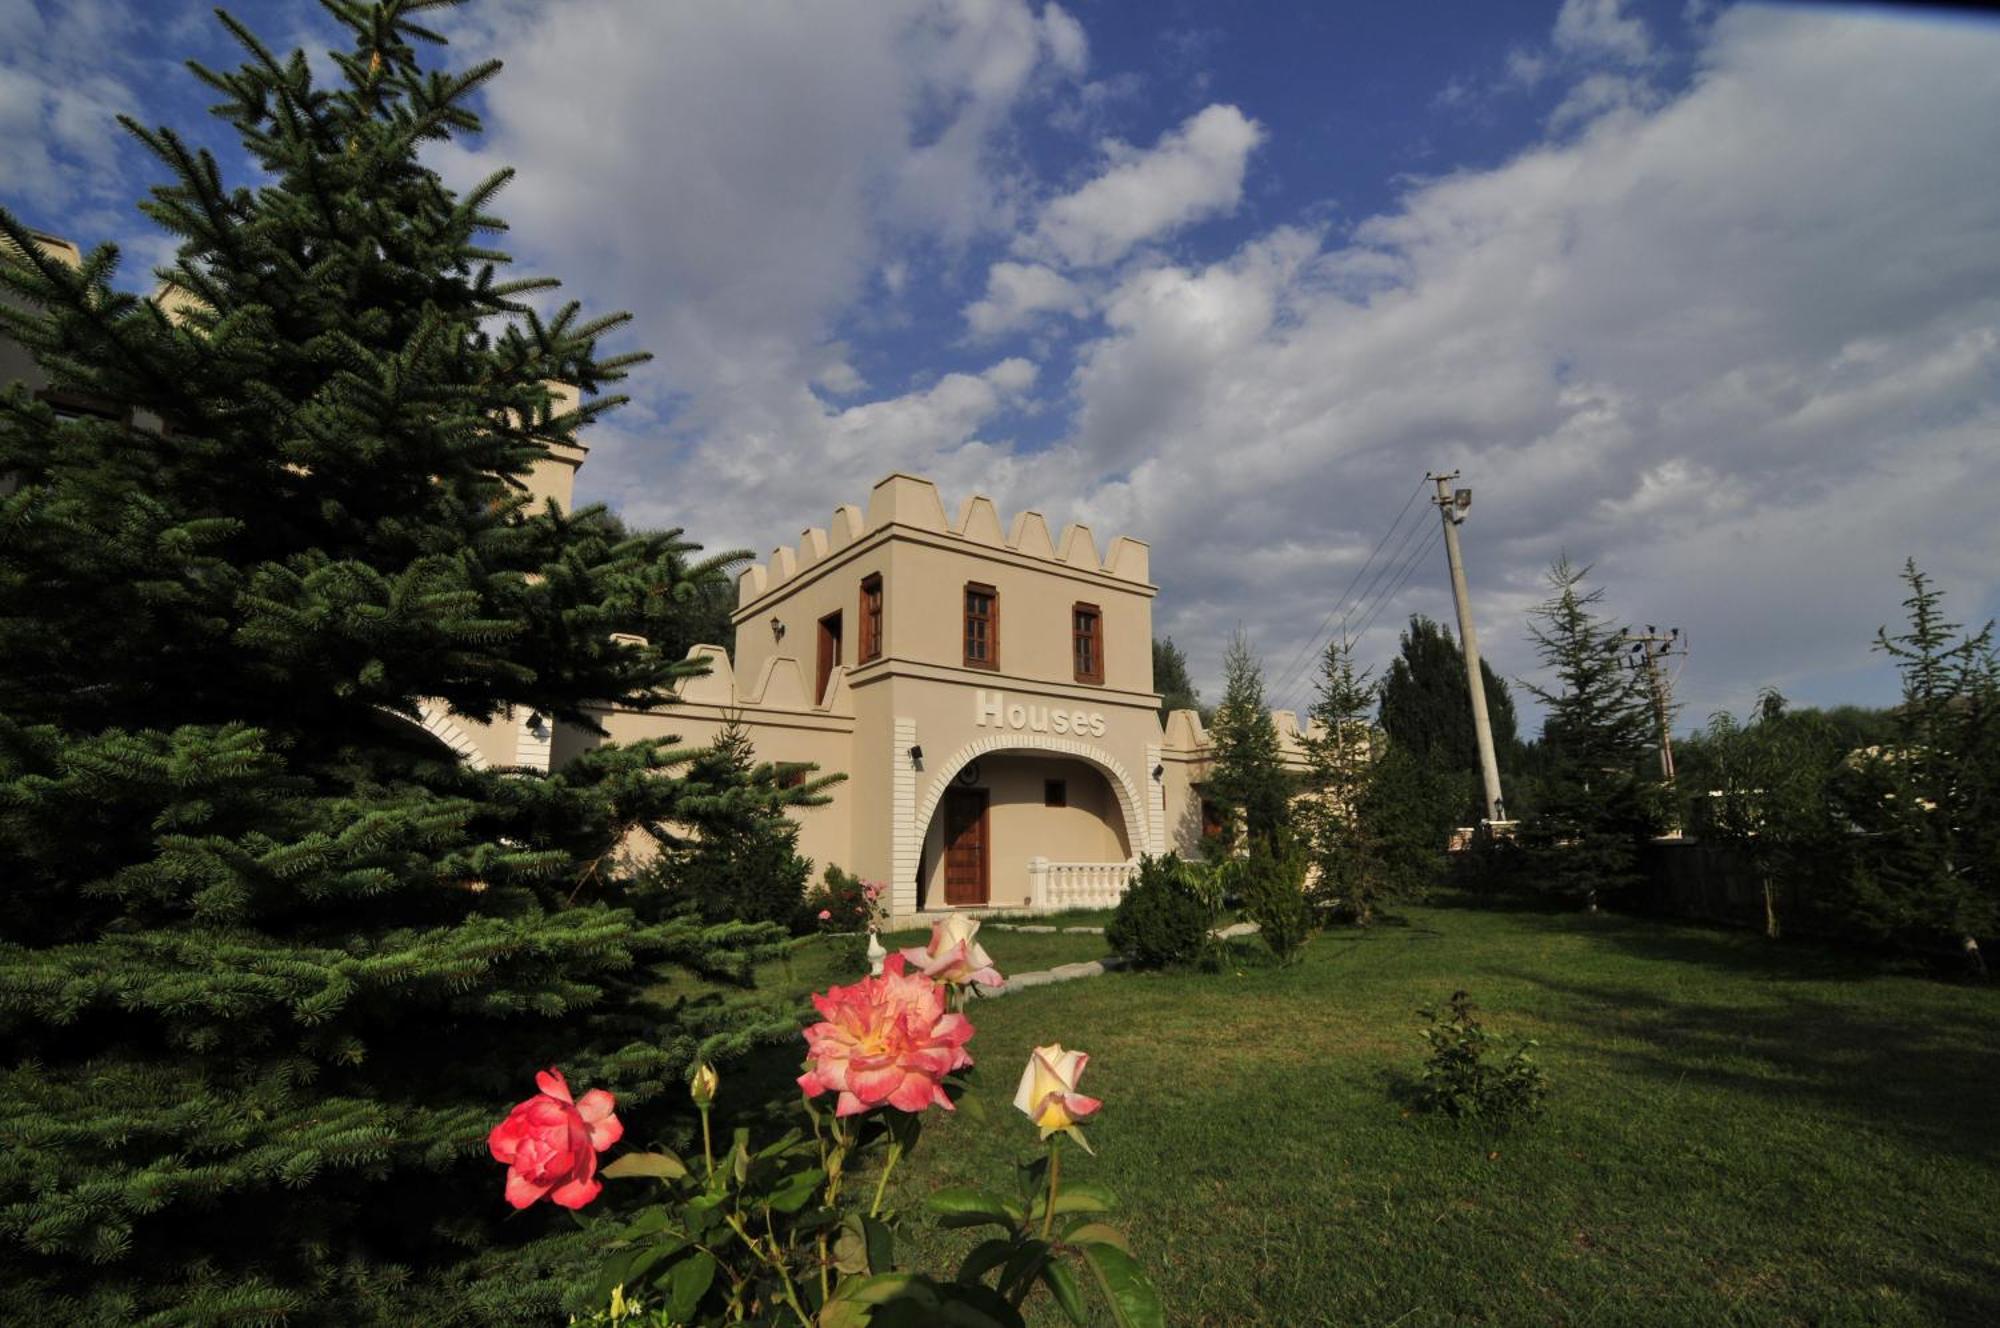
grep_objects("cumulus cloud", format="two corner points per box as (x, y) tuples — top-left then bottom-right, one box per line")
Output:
(962, 261), (1089, 336)
(1552, 0), (1656, 66)
(1021, 103), (1265, 269)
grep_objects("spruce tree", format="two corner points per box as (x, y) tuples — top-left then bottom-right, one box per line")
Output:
(1152, 635), (1202, 722)
(1835, 560), (1998, 973)
(596, 513), (748, 662)
(1522, 557), (1657, 910)
(1299, 638), (1387, 921)
(1205, 631), (1290, 854)
(0, 4), (817, 1320)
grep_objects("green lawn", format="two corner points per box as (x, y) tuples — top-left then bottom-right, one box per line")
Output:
(879, 901), (2000, 1327)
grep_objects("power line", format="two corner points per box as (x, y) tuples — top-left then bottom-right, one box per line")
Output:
(1266, 478), (1425, 707)
(1279, 521), (1441, 717)
(1350, 524), (1441, 647)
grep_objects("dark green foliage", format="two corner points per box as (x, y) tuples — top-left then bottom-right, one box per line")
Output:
(1413, 991), (1548, 1127)
(1828, 562), (1998, 971)
(1358, 743), (1459, 896)
(1152, 636), (1202, 722)
(1238, 837), (1314, 962)
(1204, 632), (1290, 854)
(595, 511), (747, 663)
(1379, 614), (1519, 775)
(1520, 558), (1660, 910)
(635, 722), (837, 931)
(1298, 638), (1376, 917)
(1692, 692), (1849, 939)
(1106, 854), (1215, 968)
(0, 5), (824, 1321)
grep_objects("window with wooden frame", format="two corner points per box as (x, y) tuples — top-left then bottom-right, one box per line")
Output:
(1071, 602), (1104, 684)
(963, 582), (998, 670)
(816, 611), (842, 704)
(858, 574), (883, 663)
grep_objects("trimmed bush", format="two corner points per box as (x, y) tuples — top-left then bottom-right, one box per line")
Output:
(1107, 853), (1215, 968)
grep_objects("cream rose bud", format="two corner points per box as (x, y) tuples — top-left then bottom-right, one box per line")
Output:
(690, 1061), (719, 1108)
(1012, 1043), (1102, 1148)
(900, 914), (1003, 988)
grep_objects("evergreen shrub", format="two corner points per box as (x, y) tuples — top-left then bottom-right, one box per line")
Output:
(1107, 853), (1214, 968)
(1238, 838), (1314, 962)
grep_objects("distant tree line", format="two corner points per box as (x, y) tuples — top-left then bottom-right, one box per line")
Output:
(1175, 557), (1998, 976)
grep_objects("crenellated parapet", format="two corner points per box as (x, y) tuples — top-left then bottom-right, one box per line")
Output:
(1160, 707), (1325, 765)
(669, 643), (855, 717)
(737, 471), (1152, 608)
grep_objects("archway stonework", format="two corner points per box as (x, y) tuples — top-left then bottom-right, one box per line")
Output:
(905, 732), (1149, 913)
(415, 700), (490, 770)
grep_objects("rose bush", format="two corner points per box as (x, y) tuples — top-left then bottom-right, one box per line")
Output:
(495, 939), (1163, 1327)
(487, 1068), (623, 1210)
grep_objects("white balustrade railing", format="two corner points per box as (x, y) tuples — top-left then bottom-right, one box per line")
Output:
(1026, 857), (1139, 911)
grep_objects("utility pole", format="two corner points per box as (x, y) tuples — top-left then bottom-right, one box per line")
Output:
(1620, 627), (1686, 783)
(1429, 472), (1506, 823)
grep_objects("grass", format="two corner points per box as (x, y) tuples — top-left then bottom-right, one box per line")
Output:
(875, 901), (2000, 1327)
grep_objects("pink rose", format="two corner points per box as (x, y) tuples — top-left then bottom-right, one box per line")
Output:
(818, 908), (833, 921)
(487, 1068), (623, 1210)
(1013, 1044), (1102, 1150)
(900, 914), (1003, 990)
(797, 954), (974, 1116)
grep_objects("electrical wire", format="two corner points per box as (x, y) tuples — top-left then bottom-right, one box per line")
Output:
(1282, 522), (1442, 716)
(1266, 478), (1427, 708)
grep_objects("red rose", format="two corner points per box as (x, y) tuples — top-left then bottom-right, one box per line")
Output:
(487, 1068), (623, 1210)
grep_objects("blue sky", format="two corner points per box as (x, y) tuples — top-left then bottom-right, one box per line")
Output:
(5, 0), (1999, 729)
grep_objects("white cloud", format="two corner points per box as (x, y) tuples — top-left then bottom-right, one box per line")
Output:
(1021, 103), (1265, 269)
(1040, 3), (1088, 77)
(962, 261), (1089, 336)
(1553, 0), (1656, 66)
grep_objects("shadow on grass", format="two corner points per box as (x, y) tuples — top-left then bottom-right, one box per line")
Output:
(1502, 966), (2000, 1164)
(1459, 896), (1918, 984)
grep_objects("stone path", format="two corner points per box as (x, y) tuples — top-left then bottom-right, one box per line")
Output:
(982, 919), (1259, 997)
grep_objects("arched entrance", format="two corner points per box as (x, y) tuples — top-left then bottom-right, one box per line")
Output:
(911, 736), (1147, 911)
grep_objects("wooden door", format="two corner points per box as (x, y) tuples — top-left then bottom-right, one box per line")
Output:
(942, 788), (989, 906)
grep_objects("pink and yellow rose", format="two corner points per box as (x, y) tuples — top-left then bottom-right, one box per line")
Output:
(899, 914), (1004, 990)
(1013, 1043), (1101, 1150)
(798, 954), (974, 1116)
(487, 1068), (623, 1210)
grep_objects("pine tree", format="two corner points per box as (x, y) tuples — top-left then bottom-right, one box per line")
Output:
(1522, 557), (1657, 911)
(1152, 636), (1202, 722)
(1205, 631), (1290, 854)
(1836, 560), (1998, 973)
(0, 4), (821, 1320)
(1299, 638), (1387, 922)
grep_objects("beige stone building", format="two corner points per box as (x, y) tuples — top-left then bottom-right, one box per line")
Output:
(533, 462), (1321, 921)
